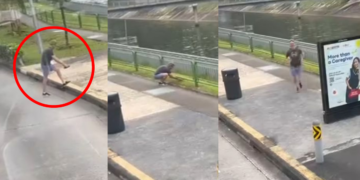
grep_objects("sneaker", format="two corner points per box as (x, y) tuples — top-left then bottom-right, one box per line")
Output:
(158, 82), (166, 85)
(296, 87), (299, 93)
(299, 82), (303, 89)
(42, 92), (51, 96)
(62, 81), (70, 87)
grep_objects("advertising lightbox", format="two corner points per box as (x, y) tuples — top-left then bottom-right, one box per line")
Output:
(318, 36), (360, 123)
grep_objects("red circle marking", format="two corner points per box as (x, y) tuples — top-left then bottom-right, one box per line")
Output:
(13, 26), (95, 108)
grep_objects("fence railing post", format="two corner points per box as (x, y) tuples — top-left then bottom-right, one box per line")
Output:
(45, 11), (48, 22)
(192, 62), (199, 87)
(249, 37), (254, 52)
(78, 13), (82, 28)
(159, 55), (164, 65)
(133, 51), (138, 71)
(108, 48), (112, 67)
(51, 10), (54, 24)
(96, 14), (101, 30)
(229, 33), (233, 49)
(269, 41), (274, 58)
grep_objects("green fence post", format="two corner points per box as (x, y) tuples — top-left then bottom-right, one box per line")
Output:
(51, 10), (54, 24)
(45, 11), (48, 22)
(249, 37), (254, 52)
(60, 7), (69, 46)
(269, 41), (274, 58)
(133, 51), (138, 71)
(108, 48), (112, 68)
(96, 14), (101, 30)
(159, 55), (164, 65)
(192, 62), (199, 87)
(229, 33), (233, 49)
(78, 13), (82, 28)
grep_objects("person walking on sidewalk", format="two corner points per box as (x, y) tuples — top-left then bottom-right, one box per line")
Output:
(41, 40), (70, 96)
(154, 63), (177, 85)
(286, 40), (305, 92)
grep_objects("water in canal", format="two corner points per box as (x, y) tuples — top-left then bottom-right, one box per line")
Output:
(219, 11), (360, 43)
(108, 19), (218, 58)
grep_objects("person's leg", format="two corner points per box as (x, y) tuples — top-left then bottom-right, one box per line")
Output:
(154, 73), (168, 84)
(42, 65), (50, 95)
(53, 65), (64, 84)
(160, 73), (168, 83)
(298, 66), (303, 88)
(291, 66), (300, 92)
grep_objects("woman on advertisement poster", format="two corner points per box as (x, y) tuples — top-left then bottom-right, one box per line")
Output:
(346, 57), (360, 104)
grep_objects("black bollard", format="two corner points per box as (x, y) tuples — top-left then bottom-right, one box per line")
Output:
(108, 92), (125, 134)
(221, 68), (242, 100)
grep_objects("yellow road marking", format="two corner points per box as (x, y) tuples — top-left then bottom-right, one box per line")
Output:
(108, 149), (154, 180)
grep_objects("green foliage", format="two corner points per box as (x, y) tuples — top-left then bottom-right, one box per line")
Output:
(0, 43), (24, 63)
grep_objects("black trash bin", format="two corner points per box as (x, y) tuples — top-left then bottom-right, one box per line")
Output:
(221, 68), (242, 100)
(108, 92), (125, 134)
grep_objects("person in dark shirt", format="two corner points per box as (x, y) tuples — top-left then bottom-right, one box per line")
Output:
(41, 40), (70, 96)
(346, 57), (360, 104)
(286, 40), (305, 93)
(154, 63), (175, 85)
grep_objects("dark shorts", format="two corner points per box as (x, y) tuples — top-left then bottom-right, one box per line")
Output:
(41, 64), (55, 78)
(290, 66), (302, 77)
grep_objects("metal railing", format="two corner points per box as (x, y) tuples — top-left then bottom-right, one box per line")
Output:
(108, 0), (187, 8)
(219, 28), (319, 63)
(23, 6), (107, 32)
(108, 43), (218, 87)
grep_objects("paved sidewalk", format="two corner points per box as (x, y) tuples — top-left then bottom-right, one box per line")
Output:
(0, 66), (107, 180)
(21, 51), (107, 100)
(219, 49), (360, 180)
(20, 14), (107, 42)
(108, 71), (218, 179)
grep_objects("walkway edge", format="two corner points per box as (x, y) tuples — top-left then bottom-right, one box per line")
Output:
(20, 68), (107, 110)
(108, 149), (154, 180)
(218, 104), (323, 180)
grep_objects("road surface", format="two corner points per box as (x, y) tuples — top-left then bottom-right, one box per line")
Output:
(219, 121), (290, 180)
(0, 66), (107, 180)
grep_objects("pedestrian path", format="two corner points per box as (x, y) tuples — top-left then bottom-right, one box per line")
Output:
(108, 70), (218, 117)
(107, 71), (217, 180)
(20, 14), (107, 42)
(219, 49), (360, 180)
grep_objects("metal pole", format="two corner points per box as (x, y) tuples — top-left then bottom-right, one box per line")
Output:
(29, 0), (43, 53)
(192, 4), (199, 27)
(296, 1), (301, 19)
(313, 122), (324, 163)
(243, 12), (246, 32)
(124, 19), (128, 45)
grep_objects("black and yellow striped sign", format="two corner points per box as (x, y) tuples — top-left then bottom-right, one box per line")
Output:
(313, 125), (321, 140)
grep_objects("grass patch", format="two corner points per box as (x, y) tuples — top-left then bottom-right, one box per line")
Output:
(109, 60), (218, 96)
(219, 40), (320, 75)
(25, 2), (107, 33)
(1, 24), (107, 65)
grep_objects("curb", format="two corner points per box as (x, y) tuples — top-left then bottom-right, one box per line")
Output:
(19, 68), (107, 110)
(108, 149), (154, 180)
(218, 104), (323, 180)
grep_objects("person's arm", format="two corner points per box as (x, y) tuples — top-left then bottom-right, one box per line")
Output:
(346, 71), (352, 90)
(168, 72), (175, 78)
(52, 55), (68, 67)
